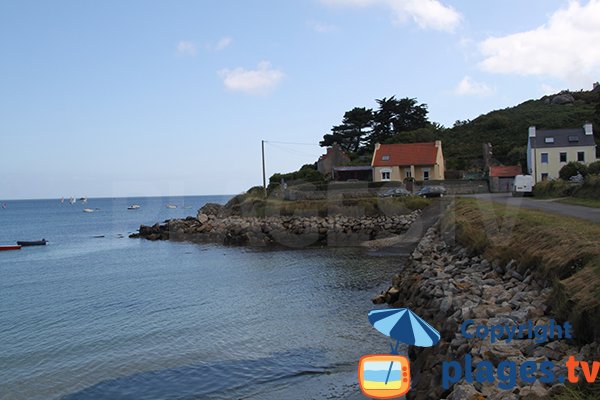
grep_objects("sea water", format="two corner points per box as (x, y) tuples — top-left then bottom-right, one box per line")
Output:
(0, 196), (402, 399)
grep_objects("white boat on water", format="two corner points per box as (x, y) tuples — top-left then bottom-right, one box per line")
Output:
(166, 204), (177, 209)
(80, 197), (88, 204)
(83, 208), (94, 213)
(128, 204), (141, 210)
(69, 197), (76, 204)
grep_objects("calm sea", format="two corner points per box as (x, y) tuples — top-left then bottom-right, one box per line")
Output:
(0, 196), (403, 400)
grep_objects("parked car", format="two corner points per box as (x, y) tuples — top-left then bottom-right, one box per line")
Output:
(417, 186), (446, 198)
(379, 187), (412, 198)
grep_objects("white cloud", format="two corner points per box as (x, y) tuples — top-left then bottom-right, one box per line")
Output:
(454, 76), (494, 97)
(218, 61), (284, 95)
(308, 20), (337, 33)
(176, 40), (197, 56)
(215, 37), (233, 51)
(321, 0), (461, 31)
(479, 0), (600, 85)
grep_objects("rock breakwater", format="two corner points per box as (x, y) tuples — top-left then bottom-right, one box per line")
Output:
(374, 227), (599, 399)
(130, 207), (420, 247)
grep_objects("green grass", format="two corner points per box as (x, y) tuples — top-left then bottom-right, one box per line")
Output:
(223, 192), (431, 218)
(557, 197), (600, 209)
(441, 198), (600, 343)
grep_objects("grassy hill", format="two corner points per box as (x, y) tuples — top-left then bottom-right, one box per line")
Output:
(440, 90), (599, 170)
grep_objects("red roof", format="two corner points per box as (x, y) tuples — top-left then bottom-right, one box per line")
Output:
(489, 165), (522, 177)
(372, 142), (439, 167)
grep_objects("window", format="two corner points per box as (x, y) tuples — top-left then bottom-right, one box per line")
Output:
(381, 169), (391, 181)
(560, 152), (567, 163)
(381, 155), (390, 161)
(405, 169), (412, 178)
(541, 173), (548, 181)
(578, 152), (585, 162)
(544, 137), (554, 144)
(569, 135), (580, 143)
(423, 169), (430, 181)
(541, 153), (548, 163)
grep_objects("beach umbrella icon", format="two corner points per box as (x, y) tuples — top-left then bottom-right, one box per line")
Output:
(367, 308), (440, 386)
(368, 308), (440, 349)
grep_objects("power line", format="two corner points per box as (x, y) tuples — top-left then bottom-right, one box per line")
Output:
(264, 140), (321, 146)
(265, 142), (323, 159)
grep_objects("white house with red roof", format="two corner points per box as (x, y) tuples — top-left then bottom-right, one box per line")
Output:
(371, 141), (445, 182)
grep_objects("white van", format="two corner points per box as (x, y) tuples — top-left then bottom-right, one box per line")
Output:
(513, 175), (534, 196)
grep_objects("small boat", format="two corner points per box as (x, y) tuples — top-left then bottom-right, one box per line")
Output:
(80, 197), (88, 204)
(166, 204), (177, 209)
(127, 204), (141, 210)
(83, 208), (94, 213)
(0, 245), (21, 251)
(1, 202), (6, 209)
(182, 206), (192, 209)
(69, 197), (76, 204)
(16, 239), (47, 246)
(60, 197), (65, 204)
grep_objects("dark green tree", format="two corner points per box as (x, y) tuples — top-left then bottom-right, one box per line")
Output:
(367, 96), (429, 149)
(319, 107), (373, 153)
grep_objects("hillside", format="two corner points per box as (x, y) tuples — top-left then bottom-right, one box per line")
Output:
(440, 89), (600, 170)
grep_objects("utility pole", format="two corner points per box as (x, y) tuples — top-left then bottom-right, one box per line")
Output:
(261, 140), (267, 198)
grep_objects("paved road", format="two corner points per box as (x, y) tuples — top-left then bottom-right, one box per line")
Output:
(462, 193), (600, 223)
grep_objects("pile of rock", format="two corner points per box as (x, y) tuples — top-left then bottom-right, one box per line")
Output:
(130, 209), (420, 247)
(373, 227), (598, 400)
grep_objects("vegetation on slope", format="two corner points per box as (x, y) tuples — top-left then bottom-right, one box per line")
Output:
(442, 198), (600, 344)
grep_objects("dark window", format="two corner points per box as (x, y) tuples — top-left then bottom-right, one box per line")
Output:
(560, 152), (567, 163)
(569, 135), (580, 143)
(423, 170), (430, 181)
(578, 152), (585, 162)
(541, 153), (548, 163)
(541, 173), (548, 181)
(381, 171), (390, 180)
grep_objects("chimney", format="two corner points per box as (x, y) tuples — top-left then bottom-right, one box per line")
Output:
(584, 123), (593, 136)
(528, 126), (536, 138)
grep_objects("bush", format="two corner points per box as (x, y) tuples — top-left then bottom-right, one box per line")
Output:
(269, 164), (325, 185)
(574, 174), (600, 199)
(533, 180), (575, 197)
(559, 162), (588, 180)
(588, 160), (600, 175)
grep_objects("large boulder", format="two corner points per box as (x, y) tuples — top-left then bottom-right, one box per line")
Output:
(551, 93), (575, 105)
(198, 203), (223, 216)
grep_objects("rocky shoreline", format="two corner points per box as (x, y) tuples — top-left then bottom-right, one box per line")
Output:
(373, 226), (599, 399)
(130, 203), (420, 247)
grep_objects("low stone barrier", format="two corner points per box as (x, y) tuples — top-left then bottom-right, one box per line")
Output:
(130, 210), (420, 247)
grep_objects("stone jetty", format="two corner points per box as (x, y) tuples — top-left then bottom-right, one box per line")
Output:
(130, 203), (420, 247)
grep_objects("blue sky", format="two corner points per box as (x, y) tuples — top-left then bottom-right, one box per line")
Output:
(1, 0), (599, 199)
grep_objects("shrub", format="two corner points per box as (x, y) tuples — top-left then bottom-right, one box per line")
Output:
(574, 174), (600, 199)
(533, 180), (574, 197)
(588, 160), (600, 175)
(559, 162), (588, 180)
